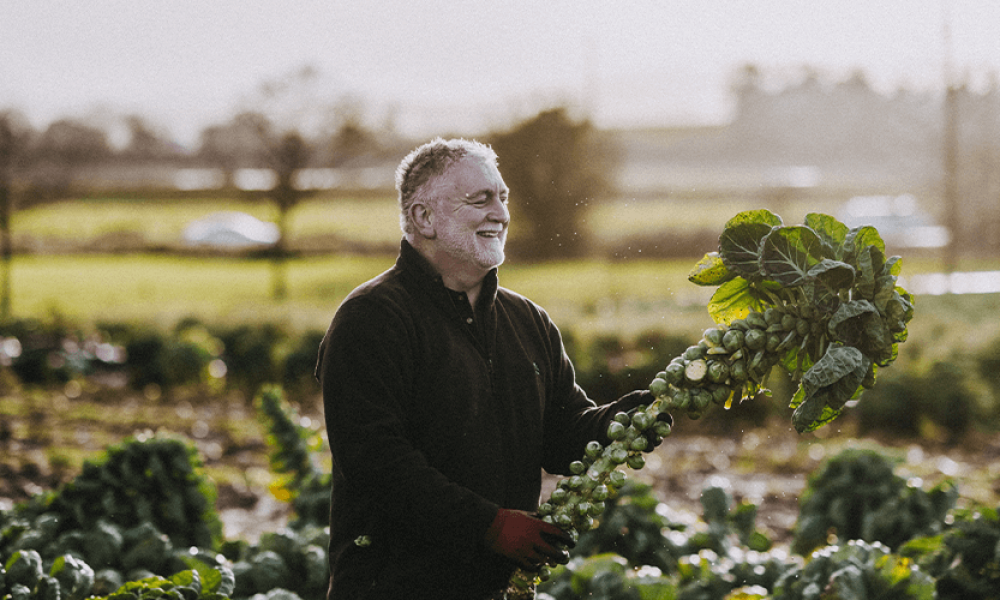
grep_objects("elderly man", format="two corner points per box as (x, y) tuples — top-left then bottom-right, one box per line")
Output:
(316, 137), (668, 599)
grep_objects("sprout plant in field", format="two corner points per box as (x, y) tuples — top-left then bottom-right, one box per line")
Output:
(507, 209), (916, 595)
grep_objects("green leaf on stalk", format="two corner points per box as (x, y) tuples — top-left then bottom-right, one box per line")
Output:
(791, 345), (869, 432)
(855, 248), (877, 299)
(807, 258), (856, 292)
(759, 226), (832, 287)
(828, 300), (895, 366)
(719, 210), (782, 278)
(802, 280), (841, 314)
(804, 213), (850, 257)
(843, 225), (885, 266)
(885, 255), (903, 277)
(688, 251), (737, 286)
(707, 277), (760, 324)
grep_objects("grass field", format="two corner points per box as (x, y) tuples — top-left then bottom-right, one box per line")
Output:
(11, 193), (1000, 347)
(16, 195), (406, 247)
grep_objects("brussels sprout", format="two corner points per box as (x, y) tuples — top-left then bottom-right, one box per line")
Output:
(683, 345), (705, 361)
(591, 484), (610, 502)
(569, 461), (585, 475)
(781, 313), (797, 331)
(746, 312), (767, 330)
(707, 360), (729, 384)
(630, 412), (653, 431)
(671, 389), (691, 410)
(766, 332), (782, 352)
(764, 306), (782, 325)
(723, 329), (745, 352)
(711, 385), (731, 405)
(704, 328), (726, 347)
(627, 454), (646, 469)
(685, 359), (708, 383)
(554, 512), (574, 529)
(692, 389), (713, 411)
(664, 362), (685, 384)
(653, 420), (672, 438)
(745, 329), (766, 351)
(629, 436), (648, 452)
(796, 318), (810, 337)
(730, 359), (747, 382)
(609, 446), (629, 464)
(550, 487), (569, 505)
(649, 377), (670, 397)
(584, 440), (603, 459)
(608, 470), (626, 488)
(607, 421), (626, 441)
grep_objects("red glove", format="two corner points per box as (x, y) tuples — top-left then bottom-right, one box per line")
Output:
(484, 509), (574, 570)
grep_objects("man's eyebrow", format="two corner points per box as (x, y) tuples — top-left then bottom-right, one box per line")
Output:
(465, 188), (508, 200)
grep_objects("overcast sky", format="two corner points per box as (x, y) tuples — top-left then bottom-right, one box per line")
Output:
(4, 0), (999, 147)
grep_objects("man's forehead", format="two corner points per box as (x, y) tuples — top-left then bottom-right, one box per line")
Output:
(442, 156), (506, 193)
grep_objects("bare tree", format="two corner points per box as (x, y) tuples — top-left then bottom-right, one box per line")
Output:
(490, 107), (617, 260)
(197, 112), (272, 189)
(267, 130), (313, 300)
(121, 115), (178, 163)
(28, 117), (111, 201)
(0, 111), (33, 319)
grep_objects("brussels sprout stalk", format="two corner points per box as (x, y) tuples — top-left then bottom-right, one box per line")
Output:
(507, 210), (915, 596)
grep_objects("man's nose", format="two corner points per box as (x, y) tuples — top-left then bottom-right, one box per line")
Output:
(488, 198), (510, 224)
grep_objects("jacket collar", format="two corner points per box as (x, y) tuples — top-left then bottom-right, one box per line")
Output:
(397, 239), (499, 309)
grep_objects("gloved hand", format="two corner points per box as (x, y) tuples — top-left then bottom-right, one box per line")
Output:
(484, 508), (574, 570)
(612, 390), (674, 451)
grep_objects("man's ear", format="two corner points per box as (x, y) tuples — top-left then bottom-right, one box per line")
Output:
(410, 201), (436, 239)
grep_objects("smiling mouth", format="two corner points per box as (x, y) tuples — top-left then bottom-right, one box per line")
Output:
(477, 230), (502, 238)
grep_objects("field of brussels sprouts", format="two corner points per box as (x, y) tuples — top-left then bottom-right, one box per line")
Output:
(4, 208), (1000, 599)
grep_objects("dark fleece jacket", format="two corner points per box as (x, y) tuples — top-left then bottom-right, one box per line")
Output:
(316, 240), (639, 599)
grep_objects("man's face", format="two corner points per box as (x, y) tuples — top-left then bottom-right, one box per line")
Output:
(432, 156), (510, 272)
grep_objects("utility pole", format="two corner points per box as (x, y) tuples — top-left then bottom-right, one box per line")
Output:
(941, 3), (960, 274)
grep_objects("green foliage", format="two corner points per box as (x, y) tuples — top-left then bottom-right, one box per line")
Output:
(117, 321), (223, 390)
(50, 432), (222, 549)
(254, 385), (330, 527)
(901, 505), (1000, 600)
(773, 540), (935, 600)
(226, 526), (328, 600)
(856, 360), (980, 442)
(211, 323), (287, 397)
(689, 209), (914, 432)
(0, 434), (223, 575)
(792, 448), (957, 556)
(540, 481), (791, 600)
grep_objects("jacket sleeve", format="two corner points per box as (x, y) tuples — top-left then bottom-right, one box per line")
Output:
(537, 311), (635, 475)
(317, 295), (499, 554)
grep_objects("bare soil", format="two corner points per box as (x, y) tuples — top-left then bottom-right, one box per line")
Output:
(4, 385), (1000, 550)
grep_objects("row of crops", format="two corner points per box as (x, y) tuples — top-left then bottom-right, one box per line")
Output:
(3, 385), (999, 600)
(3, 312), (1000, 441)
